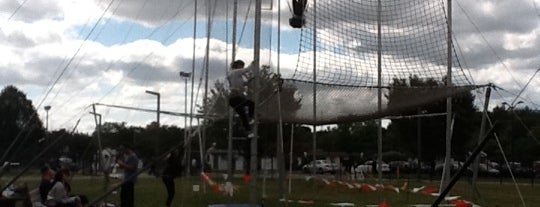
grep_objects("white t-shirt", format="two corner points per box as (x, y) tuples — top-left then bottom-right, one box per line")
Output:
(47, 182), (80, 204)
(227, 63), (257, 96)
(47, 182), (68, 201)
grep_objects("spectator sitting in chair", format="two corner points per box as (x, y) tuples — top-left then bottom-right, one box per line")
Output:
(47, 171), (82, 207)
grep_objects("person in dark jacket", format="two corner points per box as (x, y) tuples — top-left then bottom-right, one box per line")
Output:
(117, 144), (139, 207)
(162, 149), (182, 207)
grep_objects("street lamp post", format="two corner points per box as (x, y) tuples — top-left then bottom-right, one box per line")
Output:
(179, 72), (191, 132)
(179, 72), (191, 116)
(44, 105), (51, 131)
(145, 90), (161, 160)
(179, 72), (191, 175)
(145, 90), (161, 126)
(502, 101), (524, 110)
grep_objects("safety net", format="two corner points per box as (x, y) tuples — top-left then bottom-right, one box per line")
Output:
(207, 0), (480, 124)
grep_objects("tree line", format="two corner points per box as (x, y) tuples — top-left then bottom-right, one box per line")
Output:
(1, 75), (539, 174)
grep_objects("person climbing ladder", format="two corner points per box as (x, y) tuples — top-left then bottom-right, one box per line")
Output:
(227, 60), (257, 138)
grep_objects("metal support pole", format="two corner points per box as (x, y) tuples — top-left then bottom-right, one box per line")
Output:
(90, 106), (103, 173)
(311, 0), (318, 191)
(188, 0), (199, 177)
(432, 125), (497, 207)
(472, 87), (491, 201)
(288, 125), (295, 194)
(201, 0), (214, 191)
(376, 0), (383, 197)
(90, 105), (108, 202)
(276, 0), (286, 200)
(249, 0), (262, 206)
(441, 0), (453, 191)
(228, 0), (239, 180)
(417, 108), (422, 180)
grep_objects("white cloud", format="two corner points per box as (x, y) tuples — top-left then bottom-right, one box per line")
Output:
(503, 31), (538, 51)
(0, 0), (539, 133)
(0, 0), (62, 22)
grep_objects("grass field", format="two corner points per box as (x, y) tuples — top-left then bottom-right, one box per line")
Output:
(3, 171), (540, 207)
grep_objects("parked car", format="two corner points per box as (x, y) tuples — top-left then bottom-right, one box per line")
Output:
(498, 162), (533, 178)
(355, 160), (390, 173)
(388, 160), (410, 172)
(59, 156), (80, 172)
(479, 163), (500, 175)
(534, 161), (540, 177)
(302, 160), (338, 174)
(435, 160), (462, 173)
(471, 161), (500, 176)
(0, 161), (21, 172)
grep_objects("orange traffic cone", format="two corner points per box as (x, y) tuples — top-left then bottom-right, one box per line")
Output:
(212, 185), (220, 193)
(379, 200), (390, 207)
(360, 184), (376, 192)
(450, 200), (472, 207)
(243, 174), (251, 184)
(421, 187), (438, 195)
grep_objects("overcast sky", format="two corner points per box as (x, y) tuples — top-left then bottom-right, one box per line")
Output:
(0, 0), (539, 133)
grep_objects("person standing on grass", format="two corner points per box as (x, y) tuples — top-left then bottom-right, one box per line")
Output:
(227, 60), (257, 138)
(205, 142), (217, 172)
(161, 149), (182, 207)
(117, 144), (139, 207)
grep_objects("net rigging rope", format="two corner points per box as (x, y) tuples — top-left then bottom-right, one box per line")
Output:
(454, 1), (522, 90)
(486, 115), (527, 207)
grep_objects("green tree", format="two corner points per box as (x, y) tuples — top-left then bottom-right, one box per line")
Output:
(385, 75), (478, 165)
(41, 129), (93, 171)
(98, 122), (157, 159)
(318, 121), (379, 158)
(99, 122), (134, 147)
(92, 121), (186, 163)
(202, 65), (302, 122)
(0, 85), (45, 164)
(65, 132), (94, 171)
(490, 106), (540, 166)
